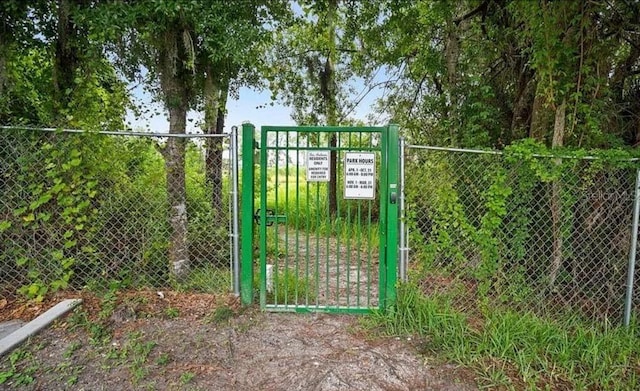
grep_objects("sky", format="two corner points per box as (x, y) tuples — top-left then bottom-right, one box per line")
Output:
(125, 86), (295, 134)
(124, 73), (388, 135)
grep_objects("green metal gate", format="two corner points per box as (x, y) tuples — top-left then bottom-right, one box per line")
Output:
(240, 124), (399, 313)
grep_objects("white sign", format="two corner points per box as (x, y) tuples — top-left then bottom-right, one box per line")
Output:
(306, 150), (331, 182)
(344, 152), (376, 199)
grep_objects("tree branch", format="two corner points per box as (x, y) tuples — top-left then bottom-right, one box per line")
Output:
(453, 0), (490, 26)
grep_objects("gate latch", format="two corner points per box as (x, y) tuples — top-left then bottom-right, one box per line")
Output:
(254, 209), (287, 226)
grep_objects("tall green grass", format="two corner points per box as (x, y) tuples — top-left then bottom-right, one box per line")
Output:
(261, 167), (380, 246)
(369, 283), (640, 390)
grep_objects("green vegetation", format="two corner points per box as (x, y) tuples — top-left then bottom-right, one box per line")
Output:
(269, 268), (317, 305)
(111, 332), (157, 385)
(206, 305), (235, 324)
(406, 141), (638, 322)
(262, 166), (380, 247)
(1, 134), (231, 297)
(370, 283), (640, 390)
(179, 371), (196, 385)
(1, 1), (639, 388)
(0, 349), (37, 386)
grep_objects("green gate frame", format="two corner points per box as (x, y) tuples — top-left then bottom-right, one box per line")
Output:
(240, 123), (398, 313)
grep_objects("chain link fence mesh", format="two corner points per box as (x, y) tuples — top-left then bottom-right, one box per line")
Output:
(1, 128), (233, 299)
(404, 146), (639, 324)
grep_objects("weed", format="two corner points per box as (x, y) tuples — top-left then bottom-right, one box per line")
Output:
(0, 348), (37, 386)
(155, 353), (170, 366)
(370, 282), (640, 390)
(176, 265), (231, 293)
(180, 371), (195, 385)
(165, 307), (180, 319)
(63, 341), (83, 358)
(98, 289), (118, 321)
(207, 306), (235, 324)
(104, 331), (157, 385)
(66, 374), (79, 386)
(268, 268), (316, 305)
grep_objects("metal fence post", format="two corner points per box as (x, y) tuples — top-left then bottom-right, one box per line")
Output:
(399, 136), (407, 282)
(230, 126), (240, 296)
(624, 168), (640, 326)
(240, 123), (256, 305)
(385, 124), (400, 309)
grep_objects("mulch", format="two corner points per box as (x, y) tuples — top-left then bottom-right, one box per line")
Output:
(0, 289), (240, 324)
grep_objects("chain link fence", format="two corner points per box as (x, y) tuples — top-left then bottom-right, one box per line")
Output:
(402, 145), (639, 325)
(0, 127), (237, 300)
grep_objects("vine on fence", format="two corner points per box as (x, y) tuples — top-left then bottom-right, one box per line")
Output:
(1, 131), (232, 299)
(407, 139), (639, 320)
(5, 132), (103, 300)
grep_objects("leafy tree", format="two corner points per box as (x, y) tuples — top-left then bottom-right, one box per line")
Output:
(195, 1), (287, 222)
(86, 0), (287, 277)
(358, 0), (639, 149)
(266, 0), (371, 215)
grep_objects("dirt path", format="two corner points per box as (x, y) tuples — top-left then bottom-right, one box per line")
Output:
(270, 227), (380, 308)
(0, 302), (477, 390)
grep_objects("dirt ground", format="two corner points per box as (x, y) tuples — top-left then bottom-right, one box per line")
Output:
(0, 291), (477, 391)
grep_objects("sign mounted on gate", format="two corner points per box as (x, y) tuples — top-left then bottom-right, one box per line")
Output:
(344, 152), (376, 199)
(306, 150), (331, 182)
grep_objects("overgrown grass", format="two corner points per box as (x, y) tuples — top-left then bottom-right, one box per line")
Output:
(258, 267), (316, 305)
(261, 167), (380, 247)
(175, 265), (231, 293)
(369, 283), (640, 390)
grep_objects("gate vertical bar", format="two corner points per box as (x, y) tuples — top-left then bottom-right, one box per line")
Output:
(624, 168), (640, 326)
(379, 128), (389, 309)
(259, 127), (269, 308)
(240, 123), (256, 305)
(231, 126), (240, 295)
(385, 124), (399, 308)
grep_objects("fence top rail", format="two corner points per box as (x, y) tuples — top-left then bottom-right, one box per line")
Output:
(406, 144), (640, 162)
(262, 125), (388, 133)
(0, 125), (229, 138)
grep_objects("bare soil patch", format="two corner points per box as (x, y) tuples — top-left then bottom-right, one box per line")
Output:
(0, 291), (477, 390)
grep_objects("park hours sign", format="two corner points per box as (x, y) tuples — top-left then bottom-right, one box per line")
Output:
(344, 152), (376, 199)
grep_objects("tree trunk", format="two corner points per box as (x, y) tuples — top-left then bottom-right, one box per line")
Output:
(166, 109), (189, 277)
(323, 0), (339, 217)
(53, 0), (81, 122)
(510, 70), (535, 140)
(0, 39), (6, 99)
(444, 18), (460, 145)
(529, 85), (552, 142)
(548, 98), (566, 291)
(159, 26), (192, 278)
(203, 68), (227, 224)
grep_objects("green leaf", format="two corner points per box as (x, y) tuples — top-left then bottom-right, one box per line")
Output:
(29, 193), (52, 210)
(0, 220), (11, 233)
(27, 283), (40, 296)
(52, 250), (64, 261)
(51, 182), (66, 194)
(0, 370), (14, 384)
(22, 213), (35, 223)
(37, 212), (52, 222)
(62, 257), (75, 269)
(64, 240), (77, 249)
